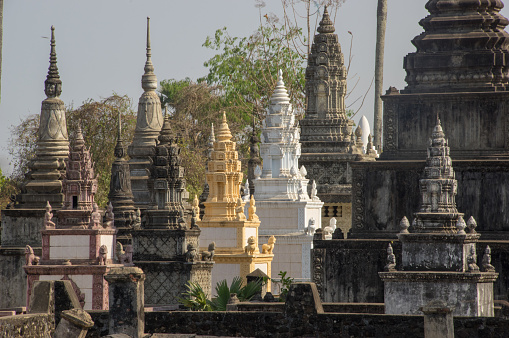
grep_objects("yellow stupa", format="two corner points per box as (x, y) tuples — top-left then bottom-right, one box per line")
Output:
(199, 112), (274, 288)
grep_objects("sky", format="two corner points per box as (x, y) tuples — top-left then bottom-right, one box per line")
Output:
(2, 1), (508, 175)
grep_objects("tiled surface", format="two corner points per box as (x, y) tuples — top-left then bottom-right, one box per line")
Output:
(49, 235), (90, 259)
(200, 228), (237, 248)
(244, 228), (257, 246)
(98, 235), (115, 259)
(254, 263), (268, 275)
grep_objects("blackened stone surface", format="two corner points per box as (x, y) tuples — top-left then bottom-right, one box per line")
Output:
(104, 267), (145, 338)
(0, 247), (31, 308)
(28, 280), (81, 327)
(313, 238), (509, 304)
(350, 160), (509, 238)
(312, 239), (402, 303)
(382, 92), (509, 160)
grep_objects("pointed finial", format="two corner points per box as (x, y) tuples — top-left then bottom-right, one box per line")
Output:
(400, 216), (410, 234)
(216, 112), (233, 141)
(44, 26), (62, 98)
(317, 5), (335, 34)
(210, 123), (216, 143)
(467, 216), (477, 234)
(270, 69), (291, 105)
(74, 123), (85, 149)
(142, 17), (157, 92)
(117, 109), (122, 141)
(456, 216), (466, 234)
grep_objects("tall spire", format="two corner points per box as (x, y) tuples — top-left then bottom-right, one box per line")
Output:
(18, 25), (69, 209)
(142, 17), (157, 92)
(44, 26), (62, 98)
(128, 17), (163, 209)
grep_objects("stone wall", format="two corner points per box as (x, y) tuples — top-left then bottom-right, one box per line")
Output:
(0, 247), (32, 308)
(85, 310), (509, 338)
(313, 239), (402, 303)
(0, 313), (54, 337)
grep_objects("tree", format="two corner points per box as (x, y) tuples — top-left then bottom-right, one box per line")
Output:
(373, 0), (387, 151)
(200, 21), (306, 124)
(6, 94), (136, 207)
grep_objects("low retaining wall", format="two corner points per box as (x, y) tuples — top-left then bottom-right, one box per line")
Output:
(0, 313), (54, 337)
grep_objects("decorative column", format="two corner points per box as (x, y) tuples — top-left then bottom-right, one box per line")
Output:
(108, 110), (135, 243)
(128, 17), (163, 209)
(104, 267), (145, 338)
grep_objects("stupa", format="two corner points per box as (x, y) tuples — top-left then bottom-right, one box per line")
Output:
(299, 6), (376, 232)
(251, 70), (323, 282)
(379, 117), (498, 316)
(17, 26), (69, 210)
(198, 113), (274, 288)
(0, 26), (70, 308)
(131, 116), (213, 306)
(24, 129), (121, 311)
(128, 17), (163, 210)
(108, 110), (136, 244)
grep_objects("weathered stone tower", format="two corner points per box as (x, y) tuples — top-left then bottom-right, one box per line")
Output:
(128, 17), (163, 210)
(24, 129), (120, 311)
(19, 25), (69, 209)
(313, 0), (509, 304)
(198, 113), (273, 289)
(108, 112), (136, 243)
(0, 27), (69, 308)
(379, 118), (498, 317)
(253, 70), (323, 282)
(132, 116), (213, 306)
(299, 7), (376, 232)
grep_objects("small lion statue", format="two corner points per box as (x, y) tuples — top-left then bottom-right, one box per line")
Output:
(25, 245), (40, 266)
(201, 242), (215, 261)
(262, 236), (276, 254)
(98, 245), (108, 265)
(185, 243), (200, 262)
(244, 236), (257, 255)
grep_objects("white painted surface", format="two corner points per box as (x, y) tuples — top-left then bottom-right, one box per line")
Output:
(38, 274), (94, 310)
(244, 227), (257, 246)
(49, 235), (90, 259)
(200, 227), (237, 248)
(99, 234), (115, 259)
(211, 263), (241, 290)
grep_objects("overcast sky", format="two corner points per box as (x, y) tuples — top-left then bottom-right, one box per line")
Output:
(2, 1), (507, 174)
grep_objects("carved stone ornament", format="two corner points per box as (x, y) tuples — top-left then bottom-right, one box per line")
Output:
(384, 243), (397, 272)
(25, 245), (40, 266)
(456, 216), (467, 235)
(44, 201), (56, 228)
(467, 216), (477, 234)
(482, 245), (496, 272)
(244, 236), (257, 255)
(399, 216), (410, 234)
(261, 236), (276, 254)
(201, 242), (215, 261)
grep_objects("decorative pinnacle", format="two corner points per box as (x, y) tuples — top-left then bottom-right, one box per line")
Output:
(456, 216), (467, 234)
(44, 26), (62, 98)
(270, 69), (291, 105)
(158, 114), (174, 145)
(210, 123), (216, 143)
(317, 6), (335, 34)
(142, 17), (157, 92)
(216, 112), (233, 141)
(400, 216), (410, 234)
(74, 124), (85, 149)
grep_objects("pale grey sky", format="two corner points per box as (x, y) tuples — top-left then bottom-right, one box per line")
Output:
(2, 1), (506, 174)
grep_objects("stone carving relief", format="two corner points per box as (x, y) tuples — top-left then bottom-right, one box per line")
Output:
(201, 242), (215, 261)
(44, 201), (56, 228)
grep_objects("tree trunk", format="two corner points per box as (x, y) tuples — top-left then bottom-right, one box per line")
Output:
(373, 0), (387, 152)
(0, 0), (3, 103)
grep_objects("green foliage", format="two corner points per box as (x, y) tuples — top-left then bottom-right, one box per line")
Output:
(6, 94), (136, 208)
(0, 168), (18, 212)
(200, 24), (306, 125)
(179, 281), (212, 311)
(210, 276), (262, 311)
(179, 277), (262, 312)
(276, 271), (294, 302)
(158, 78), (192, 114)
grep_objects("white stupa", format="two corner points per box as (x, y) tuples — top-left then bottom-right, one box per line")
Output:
(358, 115), (371, 153)
(248, 70), (323, 284)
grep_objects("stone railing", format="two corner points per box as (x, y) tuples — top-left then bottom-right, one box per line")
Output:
(0, 313), (54, 337)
